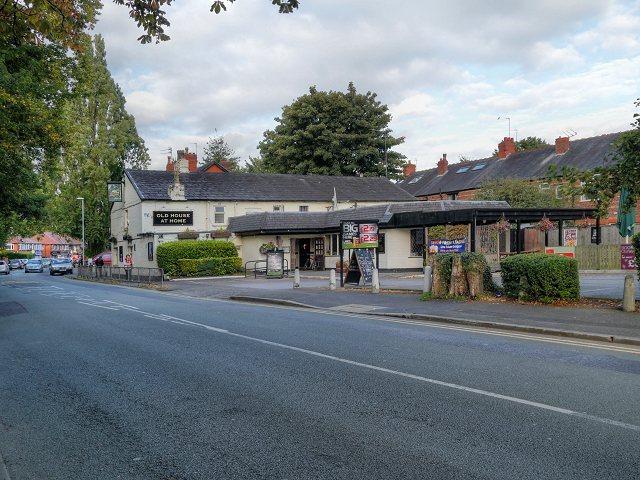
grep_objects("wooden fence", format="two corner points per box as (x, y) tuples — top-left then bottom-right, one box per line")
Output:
(575, 245), (622, 270)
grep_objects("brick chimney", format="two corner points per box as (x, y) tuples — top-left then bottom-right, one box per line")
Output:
(219, 160), (232, 171)
(404, 160), (416, 176)
(185, 147), (198, 171)
(437, 154), (448, 175)
(555, 137), (569, 154)
(498, 137), (516, 159)
(166, 155), (174, 171)
(175, 149), (190, 173)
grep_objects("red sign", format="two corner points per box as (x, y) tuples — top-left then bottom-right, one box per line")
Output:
(621, 244), (636, 270)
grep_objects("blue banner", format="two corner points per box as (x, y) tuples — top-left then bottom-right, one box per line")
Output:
(429, 238), (466, 253)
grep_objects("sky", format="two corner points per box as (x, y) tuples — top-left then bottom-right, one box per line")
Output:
(93, 0), (640, 173)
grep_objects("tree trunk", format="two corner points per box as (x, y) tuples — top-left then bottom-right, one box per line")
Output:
(449, 256), (468, 296)
(430, 258), (446, 297)
(466, 270), (484, 297)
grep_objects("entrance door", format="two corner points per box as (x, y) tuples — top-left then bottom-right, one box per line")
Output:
(314, 237), (325, 270)
(299, 238), (311, 269)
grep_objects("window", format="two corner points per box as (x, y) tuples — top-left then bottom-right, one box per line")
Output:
(410, 229), (424, 256)
(273, 204), (284, 212)
(539, 182), (550, 190)
(472, 164), (485, 171)
(325, 234), (339, 255)
(148, 242), (154, 261)
(378, 233), (385, 254)
(447, 193), (458, 200)
(119, 245), (123, 263)
(579, 177), (599, 202)
(408, 175), (424, 184)
(299, 205), (309, 212)
(214, 206), (225, 223)
(456, 167), (469, 174)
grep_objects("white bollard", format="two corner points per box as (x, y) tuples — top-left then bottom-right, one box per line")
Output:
(293, 268), (300, 288)
(623, 275), (635, 312)
(371, 269), (380, 294)
(423, 265), (432, 294)
(329, 269), (336, 291)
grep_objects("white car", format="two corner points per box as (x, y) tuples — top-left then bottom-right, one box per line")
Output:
(0, 260), (9, 275)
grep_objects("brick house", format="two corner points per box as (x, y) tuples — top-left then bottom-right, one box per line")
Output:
(398, 132), (637, 241)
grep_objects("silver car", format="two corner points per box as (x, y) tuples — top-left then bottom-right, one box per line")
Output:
(24, 259), (44, 273)
(49, 258), (73, 275)
(0, 260), (9, 275)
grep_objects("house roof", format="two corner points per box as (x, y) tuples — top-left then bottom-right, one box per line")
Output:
(228, 200), (511, 235)
(125, 170), (418, 203)
(198, 161), (230, 172)
(398, 132), (626, 198)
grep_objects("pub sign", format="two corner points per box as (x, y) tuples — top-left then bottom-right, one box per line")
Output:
(341, 220), (379, 249)
(153, 211), (193, 226)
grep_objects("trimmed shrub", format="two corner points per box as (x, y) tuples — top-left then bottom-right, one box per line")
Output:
(176, 257), (242, 277)
(500, 253), (579, 302)
(157, 240), (238, 276)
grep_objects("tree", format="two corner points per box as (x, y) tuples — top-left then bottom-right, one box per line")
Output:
(202, 130), (241, 171)
(547, 99), (640, 217)
(0, 41), (73, 246)
(48, 35), (150, 256)
(258, 83), (406, 179)
(472, 177), (566, 209)
(0, 0), (298, 49)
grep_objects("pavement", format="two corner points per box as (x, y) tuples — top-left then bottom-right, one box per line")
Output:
(159, 269), (640, 347)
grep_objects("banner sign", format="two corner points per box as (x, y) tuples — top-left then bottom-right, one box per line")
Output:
(563, 228), (578, 247)
(621, 244), (636, 270)
(341, 220), (378, 249)
(428, 238), (466, 254)
(153, 211), (193, 226)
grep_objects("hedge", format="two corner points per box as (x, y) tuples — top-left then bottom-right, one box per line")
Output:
(177, 257), (243, 277)
(1, 251), (33, 260)
(500, 253), (579, 302)
(157, 240), (239, 276)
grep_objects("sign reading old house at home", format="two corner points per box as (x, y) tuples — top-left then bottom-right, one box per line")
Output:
(153, 211), (193, 226)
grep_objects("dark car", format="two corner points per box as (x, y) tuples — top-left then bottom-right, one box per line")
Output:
(9, 259), (23, 270)
(49, 258), (73, 275)
(24, 259), (43, 273)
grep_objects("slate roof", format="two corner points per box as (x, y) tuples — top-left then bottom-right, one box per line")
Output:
(398, 132), (626, 198)
(228, 200), (510, 235)
(125, 170), (418, 203)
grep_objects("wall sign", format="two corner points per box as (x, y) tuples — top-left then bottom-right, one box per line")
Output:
(153, 211), (193, 226)
(107, 182), (123, 202)
(428, 238), (466, 253)
(621, 244), (636, 270)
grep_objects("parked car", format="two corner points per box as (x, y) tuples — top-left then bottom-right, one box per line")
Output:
(41, 258), (52, 268)
(9, 259), (23, 270)
(0, 260), (10, 275)
(49, 258), (73, 275)
(24, 259), (43, 273)
(93, 252), (112, 266)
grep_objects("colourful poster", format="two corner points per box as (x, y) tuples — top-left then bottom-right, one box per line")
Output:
(429, 238), (466, 253)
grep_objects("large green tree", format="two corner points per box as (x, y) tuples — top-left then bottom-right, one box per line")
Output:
(472, 177), (566, 209)
(48, 35), (150, 256)
(0, 41), (73, 245)
(258, 83), (406, 179)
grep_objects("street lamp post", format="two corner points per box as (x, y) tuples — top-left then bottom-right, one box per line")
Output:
(76, 197), (84, 266)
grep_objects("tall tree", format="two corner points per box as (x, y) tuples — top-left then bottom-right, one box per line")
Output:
(48, 35), (150, 256)
(258, 83), (406, 179)
(202, 130), (241, 171)
(472, 177), (566, 208)
(0, 41), (73, 245)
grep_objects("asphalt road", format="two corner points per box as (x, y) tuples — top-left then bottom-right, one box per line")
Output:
(1, 273), (640, 479)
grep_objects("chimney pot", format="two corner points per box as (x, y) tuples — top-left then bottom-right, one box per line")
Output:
(498, 137), (516, 159)
(555, 136), (570, 154)
(437, 155), (449, 175)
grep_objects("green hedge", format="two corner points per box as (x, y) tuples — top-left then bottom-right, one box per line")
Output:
(1, 251), (33, 260)
(157, 240), (238, 276)
(177, 257), (242, 277)
(500, 253), (579, 302)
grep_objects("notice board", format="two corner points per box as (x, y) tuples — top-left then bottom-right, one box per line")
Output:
(343, 249), (375, 286)
(266, 250), (285, 278)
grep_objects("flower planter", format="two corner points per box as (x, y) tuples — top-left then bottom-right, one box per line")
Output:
(122, 235), (132, 241)
(178, 233), (199, 240)
(211, 231), (231, 238)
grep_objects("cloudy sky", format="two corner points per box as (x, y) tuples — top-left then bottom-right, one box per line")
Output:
(94, 0), (640, 172)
